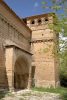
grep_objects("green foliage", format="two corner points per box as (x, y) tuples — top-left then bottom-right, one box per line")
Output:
(32, 87), (67, 94)
(63, 24), (67, 37)
(43, 48), (49, 53)
(0, 91), (8, 99)
(39, 48), (49, 53)
(62, 92), (67, 100)
(42, 1), (47, 5)
(60, 48), (67, 87)
(51, 5), (62, 11)
(41, 0), (67, 37)
(59, 40), (67, 87)
(32, 87), (67, 100)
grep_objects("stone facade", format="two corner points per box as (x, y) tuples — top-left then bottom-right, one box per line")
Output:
(0, 1), (59, 90)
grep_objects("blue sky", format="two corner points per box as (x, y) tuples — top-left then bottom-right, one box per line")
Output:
(4, 0), (52, 18)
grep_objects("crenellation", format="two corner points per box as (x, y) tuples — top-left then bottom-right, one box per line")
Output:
(34, 19), (38, 25)
(27, 16), (52, 27)
(41, 17), (45, 24)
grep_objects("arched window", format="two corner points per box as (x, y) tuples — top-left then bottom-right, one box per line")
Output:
(31, 20), (35, 24)
(45, 18), (48, 21)
(38, 19), (41, 24)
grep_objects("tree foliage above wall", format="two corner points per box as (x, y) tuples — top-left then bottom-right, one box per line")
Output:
(41, 0), (67, 37)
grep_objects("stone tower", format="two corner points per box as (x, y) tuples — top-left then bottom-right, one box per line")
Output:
(25, 13), (60, 88)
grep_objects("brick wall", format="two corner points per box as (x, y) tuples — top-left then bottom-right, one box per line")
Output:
(26, 14), (60, 87)
(0, 1), (31, 89)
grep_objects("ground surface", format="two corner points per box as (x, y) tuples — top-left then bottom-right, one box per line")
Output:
(0, 89), (61, 100)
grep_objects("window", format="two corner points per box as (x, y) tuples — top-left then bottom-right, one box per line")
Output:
(31, 20), (35, 24)
(38, 19), (41, 24)
(45, 18), (48, 21)
(42, 34), (44, 36)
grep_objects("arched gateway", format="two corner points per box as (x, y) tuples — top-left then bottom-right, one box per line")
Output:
(5, 45), (32, 90)
(14, 56), (29, 89)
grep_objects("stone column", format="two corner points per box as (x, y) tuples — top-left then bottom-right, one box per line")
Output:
(41, 17), (45, 24)
(35, 19), (38, 25)
(27, 20), (31, 27)
(28, 66), (32, 89)
(27, 58), (32, 89)
(5, 47), (14, 91)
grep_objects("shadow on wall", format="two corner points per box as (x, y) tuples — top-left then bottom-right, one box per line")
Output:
(14, 56), (29, 90)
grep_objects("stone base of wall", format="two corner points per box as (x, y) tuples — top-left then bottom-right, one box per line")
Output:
(35, 80), (60, 88)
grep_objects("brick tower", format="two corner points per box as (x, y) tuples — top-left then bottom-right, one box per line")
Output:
(25, 13), (60, 88)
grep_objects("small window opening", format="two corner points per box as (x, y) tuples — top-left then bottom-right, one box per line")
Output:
(45, 18), (48, 21)
(31, 20), (35, 24)
(38, 19), (41, 24)
(42, 34), (44, 36)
